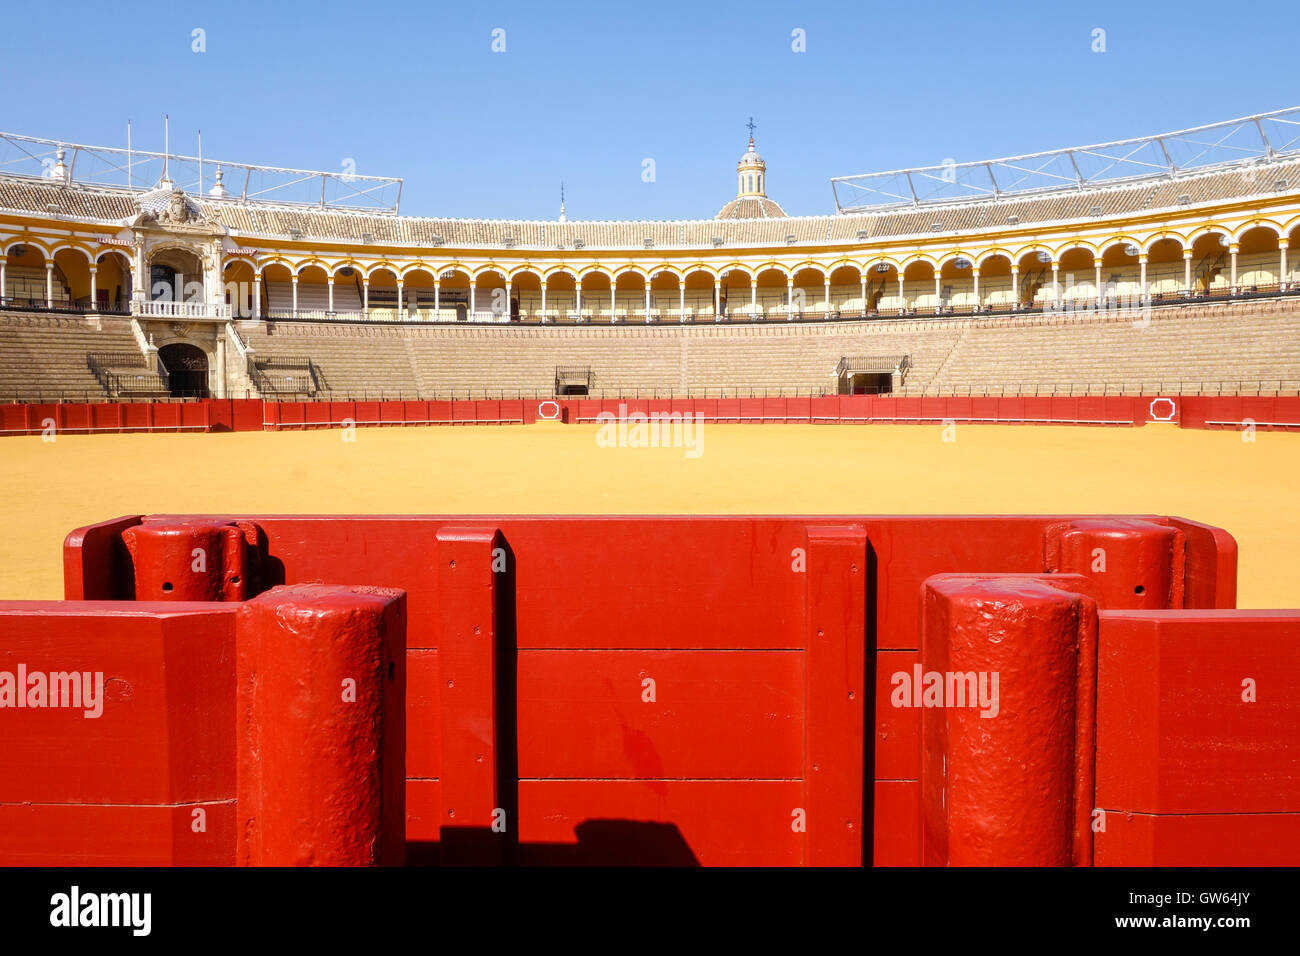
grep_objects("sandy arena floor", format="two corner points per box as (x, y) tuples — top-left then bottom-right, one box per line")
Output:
(1, 421), (1296, 607)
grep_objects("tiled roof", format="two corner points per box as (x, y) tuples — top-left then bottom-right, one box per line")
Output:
(1, 157), (1297, 252)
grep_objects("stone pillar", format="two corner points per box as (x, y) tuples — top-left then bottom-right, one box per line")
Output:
(433, 279), (440, 318)
(824, 278), (832, 316)
(575, 286), (581, 321)
(253, 273), (262, 319)
(503, 279), (511, 322)
(89, 267), (98, 312)
(1051, 262), (1060, 309)
(1230, 245), (1239, 290)
(0, 258), (6, 304)
(1094, 261), (1103, 305)
(45, 261), (54, 308)
(644, 283), (651, 322)
(363, 279), (369, 314)
(972, 269), (980, 311)
(327, 277), (334, 313)
(714, 281), (721, 320)
(396, 278), (404, 315)
(679, 284), (685, 322)
(859, 274), (867, 315)
(897, 273), (906, 314)
(1010, 267), (1019, 308)
(1282, 241), (1290, 290)
(540, 283), (547, 322)
(933, 273), (942, 313)
(1138, 255), (1148, 303)
(291, 275), (298, 315)
(1183, 251), (1193, 295)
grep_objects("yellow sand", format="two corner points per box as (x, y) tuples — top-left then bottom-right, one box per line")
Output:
(1, 422), (1296, 607)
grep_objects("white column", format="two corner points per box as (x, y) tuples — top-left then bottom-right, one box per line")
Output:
(1138, 256), (1148, 302)
(396, 278), (404, 315)
(540, 283), (547, 322)
(575, 286), (582, 320)
(133, 240), (146, 304)
(469, 282), (476, 316)
(644, 283), (651, 322)
(786, 279), (794, 320)
(1051, 262), (1060, 309)
(972, 270), (980, 311)
(45, 262), (53, 308)
(433, 279), (440, 318)
(0, 259), (7, 304)
(1281, 241), (1290, 289)
(1183, 252), (1193, 295)
(215, 334), (226, 399)
(824, 278), (831, 316)
(503, 279), (511, 322)
(291, 275), (298, 314)
(933, 273), (941, 313)
(362, 279), (369, 314)
(897, 273), (906, 314)
(751, 280), (757, 317)
(1230, 246), (1238, 289)
(1094, 262), (1103, 305)
(253, 273), (262, 319)
(679, 283), (685, 322)
(714, 281), (721, 320)
(859, 274), (867, 315)
(1009, 267), (1018, 308)
(327, 277), (334, 313)
(89, 267), (98, 311)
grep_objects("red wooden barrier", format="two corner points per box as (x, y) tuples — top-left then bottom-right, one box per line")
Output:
(5, 394), (1296, 434)
(42, 511), (1280, 867)
(0, 584), (404, 866)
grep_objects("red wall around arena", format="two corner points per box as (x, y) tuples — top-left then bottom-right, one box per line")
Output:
(3, 395), (1299, 436)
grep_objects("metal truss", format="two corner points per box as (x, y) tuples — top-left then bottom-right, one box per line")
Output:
(831, 106), (1300, 213)
(0, 131), (403, 214)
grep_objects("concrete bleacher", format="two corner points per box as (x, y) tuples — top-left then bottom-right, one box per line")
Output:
(923, 302), (1300, 395)
(0, 312), (143, 400)
(242, 297), (1300, 400)
(7, 296), (1300, 402)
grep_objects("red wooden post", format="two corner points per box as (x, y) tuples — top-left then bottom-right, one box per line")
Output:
(436, 526), (505, 864)
(920, 573), (1098, 866)
(1045, 518), (1185, 609)
(802, 524), (867, 865)
(236, 584), (406, 866)
(121, 519), (262, 601)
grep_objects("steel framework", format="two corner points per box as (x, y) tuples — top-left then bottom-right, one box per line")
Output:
(831, 107), (1300, 213)
(0, 130), (403, 213)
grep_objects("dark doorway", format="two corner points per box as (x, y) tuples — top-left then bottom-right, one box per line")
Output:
(150, 264), (179, 301)
(840, 371), (893, 395)
(160, 343), (209, 397)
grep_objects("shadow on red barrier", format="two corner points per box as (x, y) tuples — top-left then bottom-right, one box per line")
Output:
(407, 820), (700, 866)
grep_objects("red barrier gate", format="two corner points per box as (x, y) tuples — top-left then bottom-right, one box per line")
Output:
(25, 510), (1294, 867)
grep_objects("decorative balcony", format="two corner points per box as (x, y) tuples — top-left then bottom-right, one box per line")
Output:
(132, 299), (231, 320)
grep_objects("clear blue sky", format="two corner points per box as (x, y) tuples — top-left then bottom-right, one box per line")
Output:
(1, 0), (1293, 221)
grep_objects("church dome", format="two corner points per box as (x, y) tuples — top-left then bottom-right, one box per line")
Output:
(717, 127), (785, 219)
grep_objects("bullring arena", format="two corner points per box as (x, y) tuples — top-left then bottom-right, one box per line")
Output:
(1, 110), (1298, 869)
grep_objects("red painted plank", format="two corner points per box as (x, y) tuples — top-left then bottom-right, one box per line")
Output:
(0, 604), (236, 805)
(802, 524), (868, 865)
(1096, 811), (1300, 866)
(0, 803), (236, 866)
(436, 527), (503, 861)
(1097, 611), (1300, 814)
(516, 649), (802, 779)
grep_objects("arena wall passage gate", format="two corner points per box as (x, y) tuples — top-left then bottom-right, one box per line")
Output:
(1, 514), (1296, 866)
